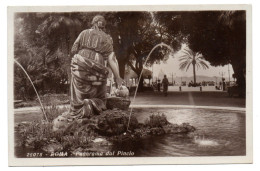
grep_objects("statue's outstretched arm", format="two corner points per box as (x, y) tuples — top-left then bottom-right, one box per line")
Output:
(108, 52), (124, 87)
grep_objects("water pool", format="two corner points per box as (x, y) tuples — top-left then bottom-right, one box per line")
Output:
(112, 108), (246, 157)
(14, 107), (246, 157)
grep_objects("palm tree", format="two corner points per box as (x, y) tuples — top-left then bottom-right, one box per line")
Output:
(179, 48), (209, 84)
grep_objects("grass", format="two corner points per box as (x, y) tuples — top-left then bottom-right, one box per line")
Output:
(14, 93), (70, 108)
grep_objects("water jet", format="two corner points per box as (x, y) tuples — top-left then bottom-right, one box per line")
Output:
(14, 59), (48, 122)
(126, 43), (174, 131)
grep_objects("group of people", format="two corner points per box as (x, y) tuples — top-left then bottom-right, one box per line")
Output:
(216, 79), (227, 91)
(156, 75), (169, 97)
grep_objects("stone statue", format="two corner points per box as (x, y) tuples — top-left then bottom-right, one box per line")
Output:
(53, 15), (124, 131)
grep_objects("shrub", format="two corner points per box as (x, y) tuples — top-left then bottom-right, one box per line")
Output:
(16, 119), (96, 151)
(39, 94), (69, 122)
(145, 113), (169, 128)
(43, 105), (68, 122)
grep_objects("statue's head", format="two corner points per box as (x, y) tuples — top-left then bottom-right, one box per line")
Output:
(92, 15), (106, 29)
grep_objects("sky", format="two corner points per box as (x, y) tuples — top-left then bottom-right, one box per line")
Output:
(150, 44), (234, 79)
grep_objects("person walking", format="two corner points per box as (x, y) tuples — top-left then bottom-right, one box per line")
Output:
(162, 75), (169, 96)
(222, 78), (226, 91)
(157, 80), (161, 92)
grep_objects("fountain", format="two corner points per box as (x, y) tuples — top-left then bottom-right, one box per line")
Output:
(193, 135), (219, 147)
(126, 42), (174, 131)
(13, 43), (246, 157)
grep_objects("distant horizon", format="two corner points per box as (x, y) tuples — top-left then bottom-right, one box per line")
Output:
(152, 74), (233, 83)
(150, 44), (234, 79)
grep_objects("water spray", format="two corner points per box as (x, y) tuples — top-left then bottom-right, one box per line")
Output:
(125, 43), (174, 132)
(14, 59), (48, 122)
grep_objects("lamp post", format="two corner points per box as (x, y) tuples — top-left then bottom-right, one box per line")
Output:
(152, 65), (154, 83)
(169, 72), (174, 86)
(219, 72), (225, 80)
(228, 64), (230, 83)
(172, 72), (173, 85)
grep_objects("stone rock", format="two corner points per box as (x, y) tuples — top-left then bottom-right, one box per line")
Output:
(110, 122), (196, 143)
(52, 114), (71, 132)
(150, 127), (165, 135)
(71, 137), (112, 157)
(163, 123), (195, 134)
(95, 109), (138, 135)
(106, 97), (131, 110)
(56, 108), (138, 138)
(24, 136), (37, 148)
(42, 143), (63, 153)
(91, 137), (112, 147)
(92, 137), (107, 143)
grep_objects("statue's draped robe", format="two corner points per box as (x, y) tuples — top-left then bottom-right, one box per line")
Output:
(68, 28), (113, 119)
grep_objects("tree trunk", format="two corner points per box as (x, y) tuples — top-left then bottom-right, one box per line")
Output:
(126, 56), (144, 91)
(231, 58), (246, 97)
(118, 59), (126, 78)
(137, 75), (144, 92)
(60, 36), (71, 95)
(193, 64), (196, 84)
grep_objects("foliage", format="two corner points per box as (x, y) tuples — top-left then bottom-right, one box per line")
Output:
(145, 113), (169, 128)
(157, 11), (246, 89)
(15, 102), (96, 151)
(14, 13), (71, 99)
(111, 12), (183, 91)
(39, 94), (69, 121)
(16, 120), (96, 151)
(43, 105), (68, 122)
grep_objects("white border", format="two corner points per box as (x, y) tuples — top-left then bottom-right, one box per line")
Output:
(7, 5), (252, 166)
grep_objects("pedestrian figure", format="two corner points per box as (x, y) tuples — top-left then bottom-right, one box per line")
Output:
(222, 78), (226, 91)
(157, 80), (161, 92)
(162, 75), (169, 96)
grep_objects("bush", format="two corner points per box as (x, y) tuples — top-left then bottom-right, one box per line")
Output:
(145, 113), (169, 128)
(40, 94), (69, 122)
(43, 105), (68, 122)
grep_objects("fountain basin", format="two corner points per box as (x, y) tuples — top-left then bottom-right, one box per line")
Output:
(14, 106), (245, 157)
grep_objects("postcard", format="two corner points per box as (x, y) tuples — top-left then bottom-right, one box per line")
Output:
(8, 5), (252, 166)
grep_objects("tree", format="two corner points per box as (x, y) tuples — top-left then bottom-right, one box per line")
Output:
(13, 11), (185, 95)
(182, 11), (246, 90)
(14, 13), (84, 98)
(36, 13), (84, 86)
(156, 11), (246, 92)
(14, 13), (49, 98)
(108, 12), (182, 91)
(179, 48), (209, 84)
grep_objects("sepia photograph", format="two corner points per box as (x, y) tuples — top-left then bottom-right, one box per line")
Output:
(7, 5), (252, 166)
